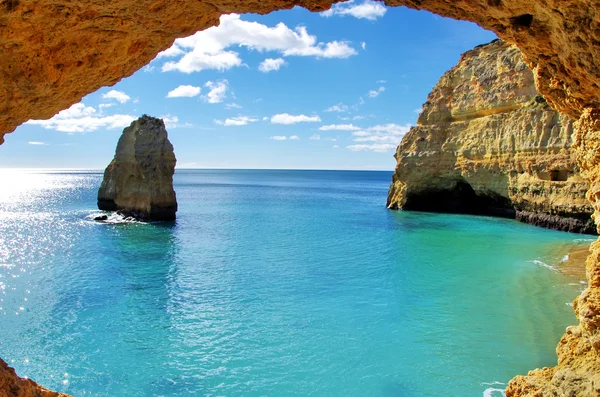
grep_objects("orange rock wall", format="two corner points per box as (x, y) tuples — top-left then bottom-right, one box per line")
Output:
(2, 1), (600, 396)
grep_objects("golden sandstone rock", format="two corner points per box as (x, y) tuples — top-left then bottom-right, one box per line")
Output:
(0, 358), (69, 397)
(387, 39), (596, 234)
(2, 1), (600, 396)
(98, 115), (177, 221)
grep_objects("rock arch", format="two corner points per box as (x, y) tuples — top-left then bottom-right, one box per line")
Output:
(1, 1), (600, 395)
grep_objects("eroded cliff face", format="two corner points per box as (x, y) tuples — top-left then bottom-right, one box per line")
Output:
(387, 40), (595, 234)
(98, 115), (177, 221)
(2, 1), (600, 396)
(0, 358), (71, 397)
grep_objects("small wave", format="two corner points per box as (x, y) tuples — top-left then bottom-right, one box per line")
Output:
(528, 259), (558, 272)
(572, 238), (596, 244)
(560, 254), (569, 262)
(481, 382), (505, 386)
(483, 388), (506, 397)
(86, 212), (141, 225)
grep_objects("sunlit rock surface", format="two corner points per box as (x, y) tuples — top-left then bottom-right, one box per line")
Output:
(387, 40), (595, 234)
(0, 358), (71, 397)
(98, 115), (177, 221)
(1, 0), (600, 396)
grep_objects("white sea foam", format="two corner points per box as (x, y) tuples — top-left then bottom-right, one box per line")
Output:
(86, 212), (141, 224)
(528, 259), (558, 272)
(572, 238), (596, 244)
(561, 254), (569, 262)
(483, 388), (506, 397)
(481, 382), (506, 397)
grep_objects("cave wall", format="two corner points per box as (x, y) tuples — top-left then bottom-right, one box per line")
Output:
(2, 1), (600, 396)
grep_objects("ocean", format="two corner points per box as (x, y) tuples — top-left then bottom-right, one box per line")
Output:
(0, 169), (591, 396)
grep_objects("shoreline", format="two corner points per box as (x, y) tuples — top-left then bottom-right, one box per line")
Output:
(554, 242), (593, 280)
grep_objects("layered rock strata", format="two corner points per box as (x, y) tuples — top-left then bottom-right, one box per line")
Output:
(387, 39), (595, 234)
(98, 115), (177, 221)
(2, 1), (600, 396)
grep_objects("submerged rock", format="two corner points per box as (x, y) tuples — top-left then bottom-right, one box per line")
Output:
(98, 115), (177, 221)
(387, 39), (595, 234)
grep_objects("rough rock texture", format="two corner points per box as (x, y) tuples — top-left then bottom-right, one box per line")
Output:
(0, 0), (599, 140)
(387, 40), (596, 234)
(98, 115), (177, 221)
(0, 358), (71, 397)
(2, 0), (600, 396)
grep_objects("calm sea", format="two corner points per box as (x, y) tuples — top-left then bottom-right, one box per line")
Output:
(0, 169), (592, 396)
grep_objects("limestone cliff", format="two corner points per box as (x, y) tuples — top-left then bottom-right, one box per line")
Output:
(3, 1), (600, 396)
(98, 115), (177, 221)
(0, 358), (71, 397)
(387, 40), (595, 234)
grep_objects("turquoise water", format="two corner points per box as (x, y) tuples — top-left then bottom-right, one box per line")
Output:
(0, 169), (592, 396)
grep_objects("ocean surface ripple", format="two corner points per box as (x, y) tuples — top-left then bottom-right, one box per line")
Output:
(0, 169), (588, 396)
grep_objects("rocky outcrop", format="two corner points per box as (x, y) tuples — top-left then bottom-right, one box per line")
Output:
(3, 1), (600, 396)
(0, 1), (599, 140)
(387, 39), (595, 234)
(0, 357), (71, 397)
(98, 115), (177, 221)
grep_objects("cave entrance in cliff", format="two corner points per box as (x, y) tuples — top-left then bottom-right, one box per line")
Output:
(2, 1), (600, 397)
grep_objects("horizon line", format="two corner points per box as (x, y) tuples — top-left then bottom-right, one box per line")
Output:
(0, 167), (394, 172)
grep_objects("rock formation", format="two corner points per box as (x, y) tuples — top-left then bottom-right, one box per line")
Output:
(387, 39), (596, 234)
(98, 115), (177, 221)
(0, 357), (71, 397)
(2, 1), (600, 396)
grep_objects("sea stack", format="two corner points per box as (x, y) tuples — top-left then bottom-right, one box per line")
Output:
(387, 39), (595, 234)
(98, 115), (177, 221)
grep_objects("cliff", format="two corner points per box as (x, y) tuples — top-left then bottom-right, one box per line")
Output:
(2, 1), (600, 396)
(98, 115), (177, 221)
(387, 40), (595, 234)
(0, 358), (71, 397)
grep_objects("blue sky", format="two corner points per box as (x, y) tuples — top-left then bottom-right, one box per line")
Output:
(1, 2), (496, 170)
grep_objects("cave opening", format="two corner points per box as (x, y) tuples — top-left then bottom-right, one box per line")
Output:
(0, 1), (598, 397)
(403, 179), (516, 217)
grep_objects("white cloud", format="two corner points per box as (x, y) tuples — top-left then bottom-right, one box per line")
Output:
(346, 143), (396, 152)
(225, 102), (242, 109)
(28, 141), (46, 145)
(259, 58), (287, 72)
(167, 85), (201, 98)
(214, 116), (258, 126)
(325, 103), (348, 112)
(368, 86), (385, 98)
(204, 80), (229, 103)
(270, 135), (300, 141)
(27, 103), (136, 133)
(333, 145), (340, 148)
(319, 124), (361, 131)
(158, 14), (357, 73)
(346, 123), (411, 152)
(98, 103), (113, 111)
(310, 134), (321, 140)
(353, 115), (366, 120)
(162, 51), (242, 73)
(262, 116), (269, 121)
(376, 79), (387, 83)
(321, 0), (387, 20)
(271, 113), (321, 124)
(361, 41), (367, 50)
(102, 90), (131, 104)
